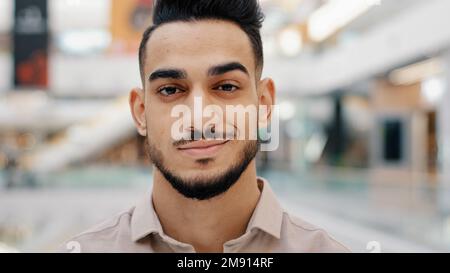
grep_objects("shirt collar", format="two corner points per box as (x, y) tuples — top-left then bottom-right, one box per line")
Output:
(131, 190), (162, 242)
(131, 177), (284, 242)
(245, 177), (283, 239)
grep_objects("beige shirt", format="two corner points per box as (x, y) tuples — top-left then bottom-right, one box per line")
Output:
(62, 178), (350, 253)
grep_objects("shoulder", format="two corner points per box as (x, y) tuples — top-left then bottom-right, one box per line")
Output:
(58, 208), (135, 253)
(280, 211), (351, 253)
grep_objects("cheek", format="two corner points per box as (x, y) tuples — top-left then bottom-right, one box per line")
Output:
(147, 99), (171, 130)
(151, 120), (170, 135)
(147, 115), (185, 163)
(222, 141), (248, 162)
(147, 111), (173, 144)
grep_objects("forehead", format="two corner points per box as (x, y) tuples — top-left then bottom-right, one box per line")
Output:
(144, 20), (256, 77)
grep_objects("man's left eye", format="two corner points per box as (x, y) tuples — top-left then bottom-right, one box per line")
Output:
(215, 84), (238, 92)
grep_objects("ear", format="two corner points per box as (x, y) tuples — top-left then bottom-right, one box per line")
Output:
(129, 87), (147, 136)
(257, 78), (276, 126)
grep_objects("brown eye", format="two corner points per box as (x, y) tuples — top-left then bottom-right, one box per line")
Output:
(158, 86), (183, 96)
(216, 84), (238, 92)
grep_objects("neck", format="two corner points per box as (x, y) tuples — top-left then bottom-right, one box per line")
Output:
(151, 161), (261, 253)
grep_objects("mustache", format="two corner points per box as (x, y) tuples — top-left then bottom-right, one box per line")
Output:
(172, 127), (237, 147)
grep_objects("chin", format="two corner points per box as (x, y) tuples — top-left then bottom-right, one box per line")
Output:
(177, 169), (225, 182)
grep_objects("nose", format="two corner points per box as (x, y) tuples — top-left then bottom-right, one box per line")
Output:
(183, 87), (222, 140)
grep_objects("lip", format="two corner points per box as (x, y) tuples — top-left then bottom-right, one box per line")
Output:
(177, 140), (229, 158)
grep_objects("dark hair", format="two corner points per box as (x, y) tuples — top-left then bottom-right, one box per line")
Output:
(138, 0), (265, 84)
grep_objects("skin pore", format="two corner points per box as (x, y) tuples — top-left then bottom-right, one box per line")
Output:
(129, 20), (275, 252)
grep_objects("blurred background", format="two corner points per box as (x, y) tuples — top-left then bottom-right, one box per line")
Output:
(1, 0), (450, 253)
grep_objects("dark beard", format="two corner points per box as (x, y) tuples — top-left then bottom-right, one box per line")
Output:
(145, 139), (259, 200)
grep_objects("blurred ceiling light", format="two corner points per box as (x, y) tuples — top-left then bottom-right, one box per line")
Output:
(421, 76), (446, 105)
(278, 27), (303, 57)
(279, 100), (296, 120)
(308, 0), (379, 42)
(57, 30), (111, 55)
(389, 58), (443, 86)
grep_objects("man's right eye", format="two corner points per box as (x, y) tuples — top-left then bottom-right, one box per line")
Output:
(158, 86), (184, 96)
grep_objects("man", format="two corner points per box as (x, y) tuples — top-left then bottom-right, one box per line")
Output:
(63, 0), (349, 253)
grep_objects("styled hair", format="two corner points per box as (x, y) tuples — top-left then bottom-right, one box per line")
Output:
(138, 0), (265, 84)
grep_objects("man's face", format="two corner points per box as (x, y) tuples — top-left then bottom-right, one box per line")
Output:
(131, 20), (274, 200)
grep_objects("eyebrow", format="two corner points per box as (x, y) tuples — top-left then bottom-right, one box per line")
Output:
(148, 69), (187, 82)
(207, 62), (249, 77)
(148, 62), (249, 82)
